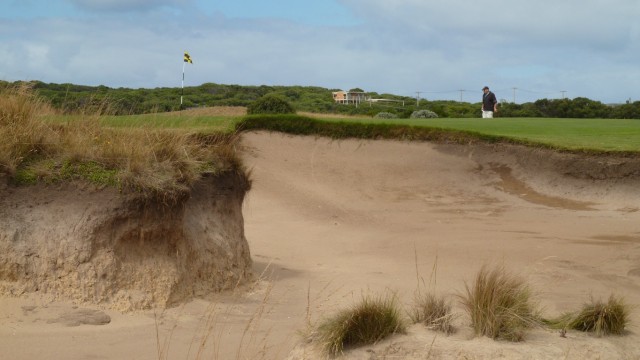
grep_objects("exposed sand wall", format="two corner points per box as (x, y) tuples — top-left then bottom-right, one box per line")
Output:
(0, 172), (252, 311)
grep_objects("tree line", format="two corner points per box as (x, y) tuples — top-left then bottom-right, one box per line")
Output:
(498, 97), (640, 119)
(2, 80), (639, 119)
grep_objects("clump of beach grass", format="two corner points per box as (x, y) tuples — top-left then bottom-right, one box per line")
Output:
(410, 292), (456, 334)
(460, 265), (540, 342)
(0, 83), (56, 174)
(546, 294), (630, 337)
(0, 84), (248, 202)
(312, 293), (406, 357)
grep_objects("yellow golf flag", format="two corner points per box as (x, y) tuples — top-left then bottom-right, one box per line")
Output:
(184, 52), (193, 64)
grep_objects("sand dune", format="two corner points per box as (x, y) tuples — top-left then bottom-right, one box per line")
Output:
(2, 131), (640, 359)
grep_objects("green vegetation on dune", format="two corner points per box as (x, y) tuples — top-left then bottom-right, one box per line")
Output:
(1, 85), (248, 200)
(4, 79), (640, 119)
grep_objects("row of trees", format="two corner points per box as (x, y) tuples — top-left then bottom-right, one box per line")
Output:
(2, 80), (639, 119)
(499, 98), (640, 119)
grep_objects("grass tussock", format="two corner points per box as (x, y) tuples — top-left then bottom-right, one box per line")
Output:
(460, 265), (540, 342)
(312, 293), (406, 357)
(0, 84), (248, 202)
(410, 292), (456, 334)
(546, 294), (630, 337)
(0, 84), (56, 174)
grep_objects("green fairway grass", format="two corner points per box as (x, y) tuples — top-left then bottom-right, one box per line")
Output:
(44, 114), (640, 152)
(44, 114), (239, 133)
(101, 114), (239, 133)
(317, 117), (640, 152)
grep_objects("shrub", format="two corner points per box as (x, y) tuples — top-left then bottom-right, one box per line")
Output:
(373, 112), (398, 119)
(246, 94), (295, 115)
(460, 265), (540, 341)
(313, 294), (406, 357)
(410, 292), (456, 334)
(410, 109), (439, 118)
(547, 295), (630, 337)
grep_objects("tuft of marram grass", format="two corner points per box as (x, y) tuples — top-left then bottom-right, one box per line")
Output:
(460, 265), (540, 342)
(313, 294), (406, 357)
(547, 294), (630, 337)
(410, 292), (456, 334)
(0, 83), (56, 174)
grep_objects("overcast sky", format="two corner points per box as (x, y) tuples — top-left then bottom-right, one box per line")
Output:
(1, 0), (639, 103)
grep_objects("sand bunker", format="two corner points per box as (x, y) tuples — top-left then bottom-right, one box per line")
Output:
(2, 131), (640, 359)
(240, 132), (640, 359)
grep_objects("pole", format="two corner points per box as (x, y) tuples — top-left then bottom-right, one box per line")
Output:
(415, 91), (422, 106)
(560, 90), (567, 99)
(512, 87), (517, 104)
(181, 60), (185, 107)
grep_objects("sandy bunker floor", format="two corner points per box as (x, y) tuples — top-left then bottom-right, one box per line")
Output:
(2, 131), (640, 359)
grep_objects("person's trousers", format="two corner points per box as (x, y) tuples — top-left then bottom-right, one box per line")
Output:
(482, 110), (494, 118)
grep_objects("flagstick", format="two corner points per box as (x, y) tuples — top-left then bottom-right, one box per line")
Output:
(180, 60), (186, 108)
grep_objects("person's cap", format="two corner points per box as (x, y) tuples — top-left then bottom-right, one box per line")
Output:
(482, 86), (489, 90)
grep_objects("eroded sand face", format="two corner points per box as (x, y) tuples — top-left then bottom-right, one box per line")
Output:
(0, 173), (252, 311)
(2, 131), (640, 359)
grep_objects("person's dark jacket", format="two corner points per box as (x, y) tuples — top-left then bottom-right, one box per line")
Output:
(482, 91), (497, 111)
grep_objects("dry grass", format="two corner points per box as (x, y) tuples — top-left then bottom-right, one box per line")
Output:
(460, 265), (540, 342)
(190, 282), (274, 360)
(0, 84), (57, 174)
(410, 292), (456, 335)
(0, 84), (248, 202)
(410, 252), (456, 334)
(547, 294), (630, 337)
(311, 293), (406, 357)
(155, 266), (278, 360)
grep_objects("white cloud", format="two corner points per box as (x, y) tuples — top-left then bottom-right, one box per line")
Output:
(1, 0), (639, 103)
(344, 0), (637, 40)
(338, 0), (640, 101)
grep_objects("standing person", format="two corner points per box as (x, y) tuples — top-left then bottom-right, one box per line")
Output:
(481, 86), (498, 118)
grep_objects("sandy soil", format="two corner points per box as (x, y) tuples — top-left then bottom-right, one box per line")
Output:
(2, 131), (640, 359)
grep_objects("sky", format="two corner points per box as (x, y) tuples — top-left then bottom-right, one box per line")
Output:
(1, 0), (639, 104)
